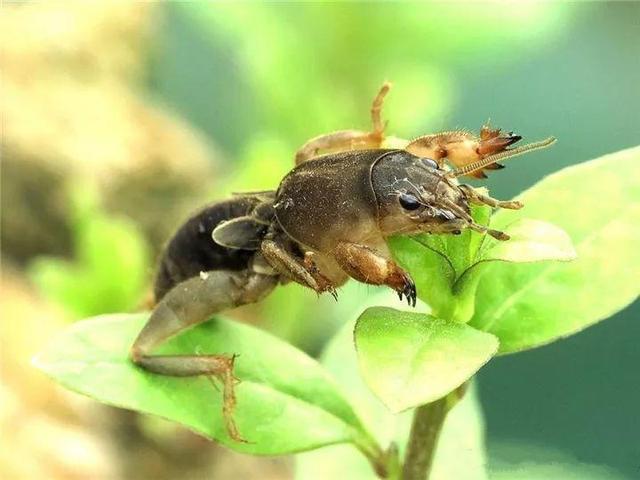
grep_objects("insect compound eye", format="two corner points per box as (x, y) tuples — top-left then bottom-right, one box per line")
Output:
(398, 192), (422, 211)
(420, 157), (439, 169)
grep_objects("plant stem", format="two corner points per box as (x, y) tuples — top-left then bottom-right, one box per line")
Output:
(401, 383), (468, 480)
(401, 397), (449, 480)
(354, 432), (398, 479)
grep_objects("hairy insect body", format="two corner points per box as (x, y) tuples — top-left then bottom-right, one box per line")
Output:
(275, 150), (381, 251)
(154, 197), (269, 300)
(131, 83), (555, 442)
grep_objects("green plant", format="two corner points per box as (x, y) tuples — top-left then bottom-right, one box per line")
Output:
(29, 185), (151, 319)
(34, 147), (639, 479)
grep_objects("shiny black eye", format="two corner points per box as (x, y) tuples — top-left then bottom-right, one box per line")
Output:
(421, 157), (438, 169)
(399, 193), (421, 211)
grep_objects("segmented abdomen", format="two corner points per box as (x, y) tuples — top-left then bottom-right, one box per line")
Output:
(153, 198), (261, 301)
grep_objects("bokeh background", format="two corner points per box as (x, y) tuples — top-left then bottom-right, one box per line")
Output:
(1, 2), (638, 479)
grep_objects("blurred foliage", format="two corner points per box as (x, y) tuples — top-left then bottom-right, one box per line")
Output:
(0, 2), (216, 266)
(179, 2), (569, 140)
(0, 274), (118, 479)
(488, 442), (629, 480)
(29, 185), (151, 319)
(154, 2), (571, 200)
(1, 150), (73, 263)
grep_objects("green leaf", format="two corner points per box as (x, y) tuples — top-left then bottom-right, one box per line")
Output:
(475, 218), (576, 264)
(387, 234), (457, 320)
(354, 307), (498, 412)
(29, 212), (150, 318)
(452, 218), (576, 301)
(296, 298), (489, 480)
(34, 313), (374, 455)
(470, 146), (640, 353)
(389, 201), (574, 322)
(387, 203), (492, 321)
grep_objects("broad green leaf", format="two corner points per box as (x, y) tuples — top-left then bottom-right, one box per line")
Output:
(475, 218), (575, 264)
(388, 234), (457, 321)
(354, 307), (498, 412)
(388, 204), (492, 321)
(389, 203), (575, 322)
(451, 218), (577, 313)
(296, 298), (488, 480)
(470, 146), (640, 353)
(34, 313), (374, 455)
(313, 295), (429, 443)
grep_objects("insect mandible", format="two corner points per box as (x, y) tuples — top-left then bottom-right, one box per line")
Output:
(130, 83), (556, 441)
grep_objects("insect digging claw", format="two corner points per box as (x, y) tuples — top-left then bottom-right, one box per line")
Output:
(398, 274), (417, 307)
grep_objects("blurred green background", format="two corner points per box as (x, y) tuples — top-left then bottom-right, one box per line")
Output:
(2, 2), (638, 479)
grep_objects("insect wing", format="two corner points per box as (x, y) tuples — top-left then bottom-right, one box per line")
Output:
(212, 216), (268, 250)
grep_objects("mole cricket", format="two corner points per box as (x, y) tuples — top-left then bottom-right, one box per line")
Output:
(130, 83), (556, 441)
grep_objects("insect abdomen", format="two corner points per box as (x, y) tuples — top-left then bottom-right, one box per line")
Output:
(153, 198), (259, 301)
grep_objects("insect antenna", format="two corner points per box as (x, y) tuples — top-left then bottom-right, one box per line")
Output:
(448, 136), (557, 178)
(439, 198), (510, 240)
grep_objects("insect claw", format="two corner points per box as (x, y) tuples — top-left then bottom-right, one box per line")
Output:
(398, 275), (416, 308)
(489, 229), (510, 241)
(503, 200), (523, 209)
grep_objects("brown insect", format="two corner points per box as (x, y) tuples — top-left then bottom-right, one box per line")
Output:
(130, 83), (555, 441)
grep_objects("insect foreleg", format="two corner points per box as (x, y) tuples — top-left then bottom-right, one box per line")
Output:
(294, 82), (391, 164)
(333, 241), (416, 306)
(294, 130), (380, 164)
(370, 81), (391, 136)
(405, 127), (521, 179)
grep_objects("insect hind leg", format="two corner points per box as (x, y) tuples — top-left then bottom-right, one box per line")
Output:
(131, 268), (278, 442)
